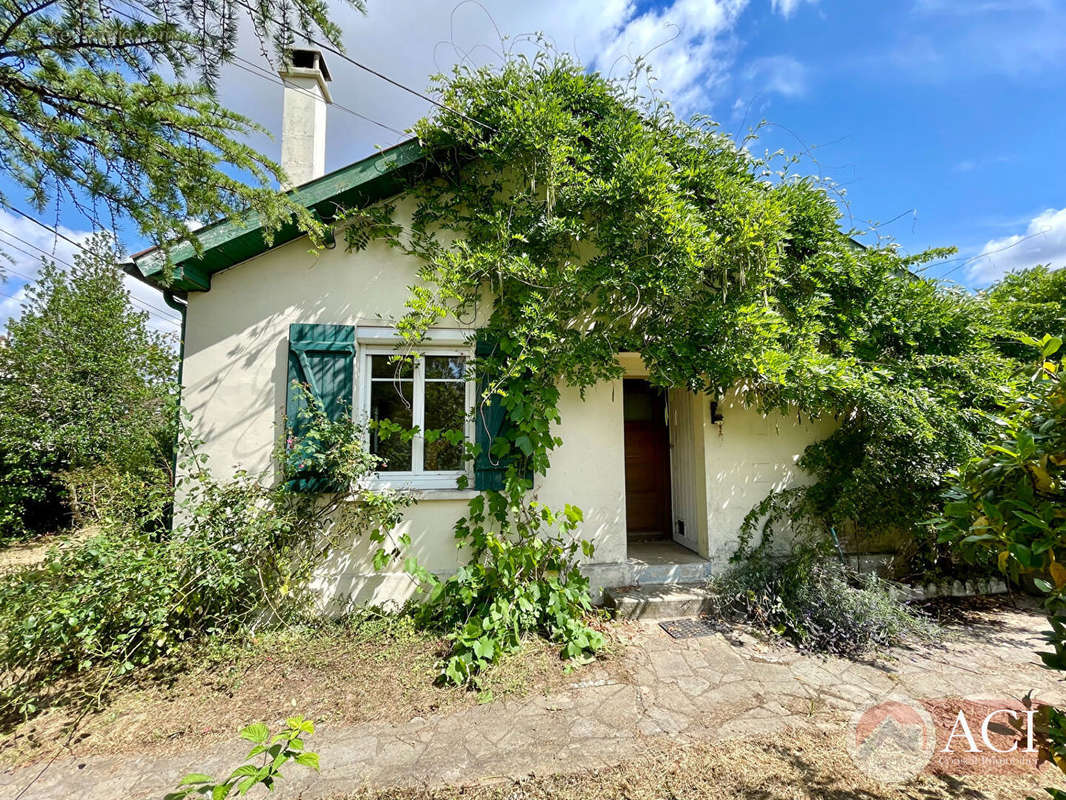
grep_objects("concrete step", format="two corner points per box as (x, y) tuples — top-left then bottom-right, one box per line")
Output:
(628, 559), (714, 586)
(603, 583), (717, 621)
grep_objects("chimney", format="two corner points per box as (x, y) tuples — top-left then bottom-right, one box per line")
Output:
(278, 49), (332, 189)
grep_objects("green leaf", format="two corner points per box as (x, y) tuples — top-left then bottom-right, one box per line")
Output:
(239, 723), (269, 745)
(294, 752), (320, 770)
(179, 773), (214, 786)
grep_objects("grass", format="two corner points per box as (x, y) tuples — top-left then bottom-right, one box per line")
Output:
(0, 610), (622, 770)
(340, 724), (1062, 800)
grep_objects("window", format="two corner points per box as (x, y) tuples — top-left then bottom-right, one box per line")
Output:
(361, 348), (473, 489)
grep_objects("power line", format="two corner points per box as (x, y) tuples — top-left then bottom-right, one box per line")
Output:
(107, 0), (408, 138)
(0, 215), (182, 323)
(228, 57), (407, 137)
(0, 241), (54, 273)
(926, 228), (1051, 282)
(228, 0), (496, 133)
(1, 202), (85, 250)
(0, 228), (77, 269)
(0, 285), (26, 303)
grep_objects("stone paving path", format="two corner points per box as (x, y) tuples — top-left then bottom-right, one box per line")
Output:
(2, 601), (1064, 799)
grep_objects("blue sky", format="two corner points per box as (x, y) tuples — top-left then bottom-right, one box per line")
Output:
(2, 0), (1064, 330)
(725, 0), (1066, 285)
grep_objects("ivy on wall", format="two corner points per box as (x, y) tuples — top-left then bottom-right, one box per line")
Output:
(333, 53), (1040, 681)
(348, 52), (1018, 541)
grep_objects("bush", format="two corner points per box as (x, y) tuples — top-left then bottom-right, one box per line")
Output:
(0, 402), (410, 717)
(61, 462), (173, 533)
(413, 494), (604, 686)
(935, 335), (1065, 798)
(707, 547), (935, 658)
(0, 531), (181, 715)
(166, 717), (319, 800)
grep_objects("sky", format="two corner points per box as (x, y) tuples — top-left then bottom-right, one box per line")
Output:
(2, 0), (1065, 332)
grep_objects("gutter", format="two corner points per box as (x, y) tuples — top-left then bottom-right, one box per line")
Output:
(162, 289), (188, 486)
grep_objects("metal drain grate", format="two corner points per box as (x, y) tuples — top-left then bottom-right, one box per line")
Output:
(659, 617), (720, 639)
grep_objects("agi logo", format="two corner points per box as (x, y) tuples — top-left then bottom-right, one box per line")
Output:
(848, 695), (1043, 783)
(847, 697), (936, 782)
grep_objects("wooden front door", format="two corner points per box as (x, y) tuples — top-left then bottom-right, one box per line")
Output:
(623, 379), (672, 538)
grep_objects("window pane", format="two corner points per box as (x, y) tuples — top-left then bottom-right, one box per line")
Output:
(370, 380), (412, 471)
(425, 355), (466, 380)
(424, 381), (465, 471)
(371, 354), (414, 379)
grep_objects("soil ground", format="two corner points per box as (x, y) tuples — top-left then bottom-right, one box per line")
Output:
(341, 725), (1062, 800)
(0, 614), (627, 770)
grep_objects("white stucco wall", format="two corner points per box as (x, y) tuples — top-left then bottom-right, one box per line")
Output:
(180, 210), (631, 610)
(537, 380), (627, 564)
(701, 390), (838, 567)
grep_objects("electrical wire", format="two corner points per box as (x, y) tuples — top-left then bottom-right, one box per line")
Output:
(0, 212), (182, 323)
(924, 229), (1051, 281)
(107, 0), (409, 138)
(227, 0), (496, 133)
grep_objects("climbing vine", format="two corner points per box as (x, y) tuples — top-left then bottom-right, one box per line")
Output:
(339, 52), (1026, 678)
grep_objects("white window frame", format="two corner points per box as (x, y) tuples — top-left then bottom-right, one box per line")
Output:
(358, 342), (475, 491)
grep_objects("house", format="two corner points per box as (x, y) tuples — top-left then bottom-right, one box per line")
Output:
(128, 50), (836, 612)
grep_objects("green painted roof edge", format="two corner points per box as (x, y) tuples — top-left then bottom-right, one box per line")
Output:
(131, 138), (424, 291)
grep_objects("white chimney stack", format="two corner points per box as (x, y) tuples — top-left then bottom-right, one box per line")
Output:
(278, 49), (332, 189)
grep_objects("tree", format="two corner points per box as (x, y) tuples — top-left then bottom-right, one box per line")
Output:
(0, 0), (363, 261)
(0, 233), (176, 538)
(983, 266), (1066, 362)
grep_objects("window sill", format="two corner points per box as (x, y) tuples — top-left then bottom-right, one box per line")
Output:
(342, 487), (480, 502)
(408, 489), (480, 501)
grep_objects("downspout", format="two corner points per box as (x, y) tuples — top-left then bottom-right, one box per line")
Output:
(162, 290), (187, 487)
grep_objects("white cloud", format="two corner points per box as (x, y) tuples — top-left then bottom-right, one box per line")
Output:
(591, 0), (748, 113)
(0, 209), (181, 335)
(769, 0), (815, 18)
(215, 0), (757, 172)
(0, 284), (29, 329)
(743, 55), (808, 98)
(967, 207), (1066, 285)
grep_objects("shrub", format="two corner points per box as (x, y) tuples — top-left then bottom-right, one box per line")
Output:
(413, 493), (603, 686)
(0, 531), (180, 715)
(60, 462), (173, 533)
(0, 402), (410, 717)
(708, 546), (935, 658)
(936, 335), (1066, 797)
(166, 717), (319, 800)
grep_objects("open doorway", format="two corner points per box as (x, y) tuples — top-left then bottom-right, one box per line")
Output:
(623, 379), (672, 542)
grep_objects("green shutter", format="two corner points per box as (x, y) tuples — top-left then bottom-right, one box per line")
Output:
(473, 332), (533, 491)
(285, 323), (356, 492)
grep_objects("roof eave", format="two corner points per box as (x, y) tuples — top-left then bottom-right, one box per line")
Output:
(133, 138), (424, 290)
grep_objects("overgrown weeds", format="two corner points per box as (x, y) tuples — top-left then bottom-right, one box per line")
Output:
(0, 401), (409, 721)
(707, 546), (937, 658)
(0, 609), (604, 770)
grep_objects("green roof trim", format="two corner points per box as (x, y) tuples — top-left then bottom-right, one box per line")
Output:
(131, 138), (424, 291)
